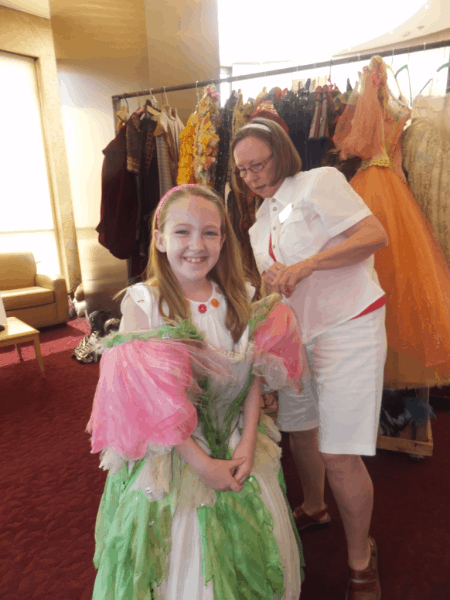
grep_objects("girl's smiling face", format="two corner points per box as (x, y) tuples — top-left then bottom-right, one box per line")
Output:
(154, 195), (225, 296)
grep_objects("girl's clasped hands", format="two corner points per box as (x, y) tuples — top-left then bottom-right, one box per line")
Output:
(201, 445), (254, 493)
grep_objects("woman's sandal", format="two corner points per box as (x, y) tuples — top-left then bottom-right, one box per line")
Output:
(345, 536), (381, 600)
(292, 504), (331, 532)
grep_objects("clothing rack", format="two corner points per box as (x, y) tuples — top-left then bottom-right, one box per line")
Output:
(109, 39), (448, 458)
(112, 38), (450, 116)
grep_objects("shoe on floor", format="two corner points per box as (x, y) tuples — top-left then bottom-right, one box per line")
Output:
(345, 536), (381, 600)
(292, 504), (331, 532)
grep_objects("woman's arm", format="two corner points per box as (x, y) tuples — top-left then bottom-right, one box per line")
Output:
(273, 215), (387, 296)
(175, 436), (246, 493)
(309, 214), (387, 271)
(232, 376), (263, 485)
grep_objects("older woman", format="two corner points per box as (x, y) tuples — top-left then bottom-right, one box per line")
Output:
(232, 118), (388, 600)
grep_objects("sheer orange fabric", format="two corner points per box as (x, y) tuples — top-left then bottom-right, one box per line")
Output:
(334, 56), (450, 389)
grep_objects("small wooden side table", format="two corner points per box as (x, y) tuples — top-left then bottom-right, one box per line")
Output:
(0, 317), (46, 377)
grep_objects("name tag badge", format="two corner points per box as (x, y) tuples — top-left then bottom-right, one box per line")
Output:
(279, 203), (292, 224)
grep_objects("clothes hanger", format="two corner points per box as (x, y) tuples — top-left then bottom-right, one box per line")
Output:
(394, 64), (412, 107)
(385, 62), (409, 109)
(436, 45), (450, 75)
(144, 97), (160, 118)
(147, 89), (159, 109)
(195, 81), (201, 110)
(416, 62), (450, 98)
(115, 99), (130, 130)
(162, 86), (171, 110)
(297, 78), (311, 95)
(327, 59), (340, 94)
(416, 47), (449, 97)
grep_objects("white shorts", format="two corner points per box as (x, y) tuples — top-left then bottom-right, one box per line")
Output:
(277, 307), (387, 456)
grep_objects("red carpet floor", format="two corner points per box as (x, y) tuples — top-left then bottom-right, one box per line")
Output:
(1, 319), (450, 600)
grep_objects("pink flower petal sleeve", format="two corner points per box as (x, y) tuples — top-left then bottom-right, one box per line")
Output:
(252, 303), (308, 392)
(87, 339), (198, 459)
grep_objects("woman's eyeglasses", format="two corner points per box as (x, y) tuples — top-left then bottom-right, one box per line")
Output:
(236, 154), (273, 178)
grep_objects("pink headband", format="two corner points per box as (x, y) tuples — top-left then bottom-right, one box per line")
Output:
(155, 184), (205, 230)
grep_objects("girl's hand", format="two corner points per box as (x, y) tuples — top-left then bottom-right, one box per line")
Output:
(232, 441), (254, 486)
(200, 457), (246, 492)
(272, 258), (315, 297)
(262, 392), (278, 414)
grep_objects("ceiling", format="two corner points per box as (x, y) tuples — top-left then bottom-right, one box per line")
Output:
(50, 0), (149, 62)
(335, 0), (450, 56)
(0, 0), (150, 65)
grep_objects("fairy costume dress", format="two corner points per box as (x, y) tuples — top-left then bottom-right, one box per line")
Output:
(333, 55), (450, 390)
(87, 283), (305, 600)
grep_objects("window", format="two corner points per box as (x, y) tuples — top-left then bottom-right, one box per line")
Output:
(0, 50), (59, 274)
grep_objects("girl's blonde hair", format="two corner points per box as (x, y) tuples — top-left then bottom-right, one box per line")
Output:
(146, 185), (251, 344)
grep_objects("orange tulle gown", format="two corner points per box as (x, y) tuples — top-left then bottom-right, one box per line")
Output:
(334, 56), (450, 389)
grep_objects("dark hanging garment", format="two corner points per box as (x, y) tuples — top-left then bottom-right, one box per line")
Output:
(96, 125), (139, 260)
(136, 117), (159, 257)
(214, 94), (238, 199)
(126, 114), (160, 283)
(97, 112), (161, 283)
(277, 93), (315, 170)
(309, 97), (330, 169)
(309, 101), (322, 139)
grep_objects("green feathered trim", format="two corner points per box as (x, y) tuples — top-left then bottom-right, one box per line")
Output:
(196, 370), (254, 460)
(92, 460), (175, 600)
(197, 475), (285, 600)
(102, 319), (204, 348)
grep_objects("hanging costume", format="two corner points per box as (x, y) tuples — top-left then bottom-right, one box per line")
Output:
(402, 93), (450, 268)
(87, 284), (305, 599)
(97, 111), (161, 280)
(154, 105), (185, 197)
(334, 55), (450, 390)
(176, 112), (196, 185)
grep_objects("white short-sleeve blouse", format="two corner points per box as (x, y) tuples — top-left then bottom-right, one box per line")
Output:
(248, 167), (385, 342)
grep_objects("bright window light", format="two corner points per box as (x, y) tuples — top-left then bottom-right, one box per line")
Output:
(0, 50), (59, 275)
(218, 1), (428, 66)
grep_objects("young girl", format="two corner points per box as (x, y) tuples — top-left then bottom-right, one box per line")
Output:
(87, 184), (306, 600)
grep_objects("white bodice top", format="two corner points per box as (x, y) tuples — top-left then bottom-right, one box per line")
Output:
(119, 282), (254, 354)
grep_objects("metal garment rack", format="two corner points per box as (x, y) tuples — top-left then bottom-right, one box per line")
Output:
(112, 38), (450, 125)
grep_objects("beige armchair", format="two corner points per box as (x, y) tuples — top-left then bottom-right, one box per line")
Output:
(0, 252), (70, 329)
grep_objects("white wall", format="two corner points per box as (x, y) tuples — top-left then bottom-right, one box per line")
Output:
(57, 61), (147, 301)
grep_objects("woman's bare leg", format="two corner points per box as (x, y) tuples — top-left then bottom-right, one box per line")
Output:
(289, 428), (328, 517)
(321, 453), (373, 570)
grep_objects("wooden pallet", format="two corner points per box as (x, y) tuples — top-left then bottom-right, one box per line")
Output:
(376, 387), (433, 457)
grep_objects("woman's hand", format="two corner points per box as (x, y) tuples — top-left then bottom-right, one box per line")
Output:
(200, 456), (247, 492)
(262, 262), (285, 294)
(232, 440), (255, 486)
(272, 257), (316, 297)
